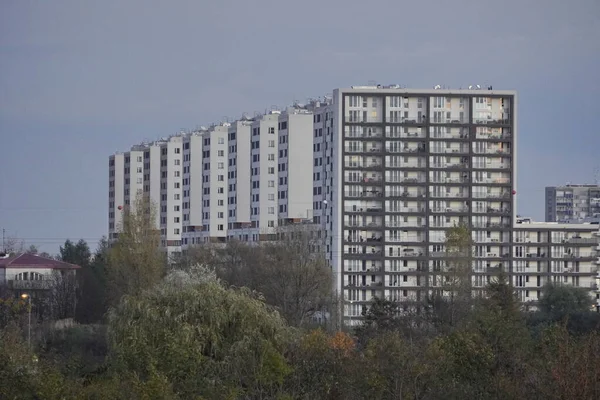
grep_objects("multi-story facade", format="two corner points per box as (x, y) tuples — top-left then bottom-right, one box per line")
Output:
(323, 86), (515, 323)
(513, 218), (600, 309)
(109, 84), (600, 322)
(109, 136), (183, 258)
(545, 184), (600, 223)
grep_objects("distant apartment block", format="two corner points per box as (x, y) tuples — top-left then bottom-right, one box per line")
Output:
(545, 184), (600, 223)
(109, 84), (600, 322)
(514, 217), (600, 309)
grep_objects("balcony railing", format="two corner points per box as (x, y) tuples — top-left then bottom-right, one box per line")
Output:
(386, 191), (426, 198)
(430, 117), (469, 124)
(473, 118), (511, 125)
(387, 177), (427, 184)
(473, 163), (510, 169)
(475, 133), (512, 140)
(386, 131), (427, 139)
(430, 207), (469, 213)
(8, 280), (53, 290)
(346, 117), (384, 123)
(430, 148), (470, 154)
(385, 221), (426, 228)
(345, 147), (383, 153)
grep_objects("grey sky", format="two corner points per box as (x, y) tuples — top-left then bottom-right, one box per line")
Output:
(1, 0), (599, 254)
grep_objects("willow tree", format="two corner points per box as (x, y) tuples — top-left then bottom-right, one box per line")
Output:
(106, 195), (165, 304)
(107, 269), (292, 399)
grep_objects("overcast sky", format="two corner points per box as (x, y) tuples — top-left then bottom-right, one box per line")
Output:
(1, 0), (599, 254)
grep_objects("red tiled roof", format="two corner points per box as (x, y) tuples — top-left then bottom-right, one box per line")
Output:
(0, 253), (81, 269)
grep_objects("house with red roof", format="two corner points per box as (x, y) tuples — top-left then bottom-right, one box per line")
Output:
(0, 253), (81, 294)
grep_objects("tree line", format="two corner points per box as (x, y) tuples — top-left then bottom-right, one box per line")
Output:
(1, 196), (600, 399)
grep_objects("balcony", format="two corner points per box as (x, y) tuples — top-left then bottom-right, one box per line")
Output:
(429, 177), (469, 184)
(474, 148), (511, 156)
(393, 207), (426, 213)
(429, 191), (468, 199)
(430, 117), (469, 125)
(565, 237), (598, 245)
(392, 145), (427, 154)
(345, 145), (383, 154)
(473, 162), (510, 170)
(430, 206), (469, 213)
(429, 131), (470, 140)
(8, 280), (53, 290)
(475, 132), (512, 140)
(430, 147), (470, 155)
(344, 203), (383, 213)
(430, 162), (469, 170)
(345, 190), (384, 199)
(473, 118), (511, 125)
(345, 116), (384, 124)
(386, 221), (426, 228)
(344, 221), (383, 229)
(388, 177), (427, 184)
(387, 116), (428, 124)
(386, 191), (426, 199)
(386, 131), (427, 139)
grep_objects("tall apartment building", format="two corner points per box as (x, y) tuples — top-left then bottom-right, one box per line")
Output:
(109, 84), (600, 323)
(545, 184), (600, 223)
(317, 87), (515, 323)
(109, 136), (183, 258)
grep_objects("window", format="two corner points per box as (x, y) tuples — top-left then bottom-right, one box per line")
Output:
(174, 194), (180, 200)
(268, 127), (275, 134)
(268, 220), (275, 227)
(218, 175), (224, 181)
(174, 159), (181, 165)
(174, 217), (180, 223)
(268, 167), (275, 174)
(218, 150), (224, 157)
(218, 138), (225, 144)
(175, 148), (180, 154)
(268, 194), (275, 201)
(268, 180), (275, 187)
(268, 154), (275, 161)
(174, 205), (180, 211)
(218, 199), (224, 206)
(268, 207), (275, 214)
(174, 182), (180, 188)
(218, 224), (224, 230)
(174, 171), (180, 177)
(174, 228), (180, 234)
(218, 212), (224, 218)
(268, 140), (275, 147)
(218, 162), (224, 169)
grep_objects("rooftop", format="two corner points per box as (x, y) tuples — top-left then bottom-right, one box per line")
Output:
(0, 253), (81, 269)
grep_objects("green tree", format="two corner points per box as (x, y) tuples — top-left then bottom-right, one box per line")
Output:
(60, 238), (92, 267)
(107, 269), (292, 399)
(106, 195), (165, 304)
(76, 238), (110, 323)
(539, 283), (594, 317)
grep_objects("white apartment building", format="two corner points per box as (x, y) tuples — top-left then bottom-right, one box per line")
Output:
(513, 218), (600, 309)
(227, 119), (253, 241)
(109, 84), (599, 322)
(109, 136), (183, 258)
